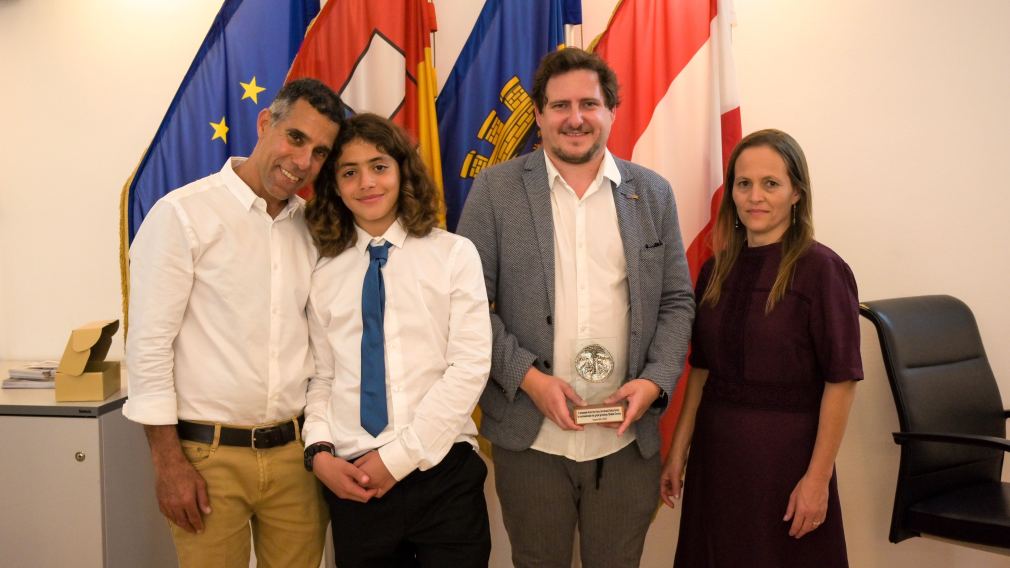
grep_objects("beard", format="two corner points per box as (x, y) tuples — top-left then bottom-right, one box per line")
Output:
(548, 131), (604, 165)
(549, 125), (601, 163)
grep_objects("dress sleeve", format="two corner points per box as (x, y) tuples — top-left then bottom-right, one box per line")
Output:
(810, 254), (863, 383)
(688, 259), (714, 369)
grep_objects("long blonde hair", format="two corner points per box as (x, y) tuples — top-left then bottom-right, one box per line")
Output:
(701, 129), (814, 313)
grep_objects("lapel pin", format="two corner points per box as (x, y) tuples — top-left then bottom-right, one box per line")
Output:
(627, 193), (639, 200)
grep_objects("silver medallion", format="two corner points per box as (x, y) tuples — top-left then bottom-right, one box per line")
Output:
(574, 344), (615, 383)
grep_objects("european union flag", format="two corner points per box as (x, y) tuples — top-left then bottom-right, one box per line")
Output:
(436, 0), (582, 231)
(122, 0), (319, 244)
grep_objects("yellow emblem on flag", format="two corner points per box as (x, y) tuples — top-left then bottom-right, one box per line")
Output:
(460, 76), (537, 179)
(209, 117), (229, 143)
(240, 76), (267, 104)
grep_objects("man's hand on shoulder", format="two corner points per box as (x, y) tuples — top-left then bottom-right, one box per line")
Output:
(313, 452), (378, 503)
(603, 378), (662, 436)
(520, 366), (586, 431)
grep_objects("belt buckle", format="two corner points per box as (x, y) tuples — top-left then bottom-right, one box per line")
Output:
(251, 425), (283, 449)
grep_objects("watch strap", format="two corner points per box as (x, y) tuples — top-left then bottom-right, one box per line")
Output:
(303, 442), (336, 472)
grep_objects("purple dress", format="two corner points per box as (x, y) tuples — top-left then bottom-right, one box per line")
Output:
(674, 241), (862, 567)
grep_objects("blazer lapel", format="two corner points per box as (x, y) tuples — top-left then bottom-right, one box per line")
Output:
(613, 161), (644, 373)
(523, 151), (555, 311)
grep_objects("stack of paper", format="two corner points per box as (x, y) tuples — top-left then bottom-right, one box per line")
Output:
(4, 361), (59, 389)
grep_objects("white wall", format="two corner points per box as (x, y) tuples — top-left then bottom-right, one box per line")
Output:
(0, 0), (224, 358)
(2, 0), (1008, 566)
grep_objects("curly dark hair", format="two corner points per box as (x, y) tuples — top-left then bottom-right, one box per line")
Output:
(306, 113), (442, 258)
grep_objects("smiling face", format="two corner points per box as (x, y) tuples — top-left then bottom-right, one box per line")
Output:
(335, 138), (401, 237)
(534, 69), (614, 168)
(731, 145), (800, 246)
(244, 98), (339, 215)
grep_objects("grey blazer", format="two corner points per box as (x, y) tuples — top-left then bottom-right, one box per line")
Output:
(456, 150), (695, 458)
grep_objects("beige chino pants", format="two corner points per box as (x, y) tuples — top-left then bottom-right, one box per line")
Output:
(169, 430), (327, 568)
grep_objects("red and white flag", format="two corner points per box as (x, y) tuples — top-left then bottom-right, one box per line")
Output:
(593, 0), (742, 457)
(286, 0), (442, 199)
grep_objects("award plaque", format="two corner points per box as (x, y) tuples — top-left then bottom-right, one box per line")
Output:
(574, 343), (615, 383)
(572, 403), (626, 425)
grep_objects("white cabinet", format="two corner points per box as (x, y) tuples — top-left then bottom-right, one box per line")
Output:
(0, 364), (175, 567)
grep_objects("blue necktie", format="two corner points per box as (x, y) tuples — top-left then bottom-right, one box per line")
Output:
(361, 241), (392, 437)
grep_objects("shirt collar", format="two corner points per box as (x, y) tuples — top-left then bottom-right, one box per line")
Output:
(220, 158), (303, 219)
(353, 219), (407, 255)
(543, 149), (622, 195)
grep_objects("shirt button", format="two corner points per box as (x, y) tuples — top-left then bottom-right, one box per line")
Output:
(544, 360), (552, 370)
(546, 316), (553, 325)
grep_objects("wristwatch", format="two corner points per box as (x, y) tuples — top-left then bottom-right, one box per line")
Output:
(303, 442), (336, 472)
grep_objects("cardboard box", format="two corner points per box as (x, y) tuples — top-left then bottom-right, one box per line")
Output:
(55, 319), (121, 402)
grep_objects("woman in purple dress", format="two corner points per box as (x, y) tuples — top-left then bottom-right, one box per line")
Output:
(661, 129), (862, 567)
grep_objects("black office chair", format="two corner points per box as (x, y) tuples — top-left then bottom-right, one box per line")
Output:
(860, 295), (1010, 549)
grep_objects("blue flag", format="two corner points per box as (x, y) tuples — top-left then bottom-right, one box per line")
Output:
(122, 0), (319, 244)
(436, 0), (582, 231)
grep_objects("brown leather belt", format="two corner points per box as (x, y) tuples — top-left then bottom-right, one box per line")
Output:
(177, 416), (304, 449)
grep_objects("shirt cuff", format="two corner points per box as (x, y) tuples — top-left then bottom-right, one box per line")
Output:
(122, 396), (179, 425)
(300, 419), (334, 447)
(377, 438), (416, 481)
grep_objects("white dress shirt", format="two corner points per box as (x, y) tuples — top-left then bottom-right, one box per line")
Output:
(302, 221), (491, 481)
(124, 158), (316, 426)
(531, 150), (636, 461)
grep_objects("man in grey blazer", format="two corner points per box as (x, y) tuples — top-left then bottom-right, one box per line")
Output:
(457, 48), (695, 567)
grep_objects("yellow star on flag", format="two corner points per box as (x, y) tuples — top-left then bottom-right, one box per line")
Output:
(240, 76), (267, 104)
(209, 117), (229, 143)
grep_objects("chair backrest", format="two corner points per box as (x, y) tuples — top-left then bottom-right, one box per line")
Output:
(860, 295), (1005, 541)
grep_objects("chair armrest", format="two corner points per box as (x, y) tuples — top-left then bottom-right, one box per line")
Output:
(893, 431), (1010, 453)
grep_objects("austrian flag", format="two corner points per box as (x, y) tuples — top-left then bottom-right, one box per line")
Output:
(593, 0), (743, 456)
(287, 0), (442, 199)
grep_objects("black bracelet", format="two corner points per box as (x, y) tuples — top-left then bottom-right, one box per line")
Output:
(303, 442), (336, 472)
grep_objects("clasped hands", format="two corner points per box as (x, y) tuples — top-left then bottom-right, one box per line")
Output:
(520, 366), (661, 436)
(313, 449), (397, 503)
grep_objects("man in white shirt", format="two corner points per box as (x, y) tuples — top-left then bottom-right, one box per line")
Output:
(456, 49), (696, 567)
(301, 113), (492, 567)
(124, 78), (344, 568)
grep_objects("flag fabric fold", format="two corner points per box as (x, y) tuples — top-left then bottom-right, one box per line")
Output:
(287, 0), (442, 202)
(436, 0), (582, 231)
(593, 0), (742, 459)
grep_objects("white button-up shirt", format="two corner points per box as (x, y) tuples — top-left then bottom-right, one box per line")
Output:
(302, 221), (491, 481)
(124, 159), (316, 426)
(531, 150), (635, 461)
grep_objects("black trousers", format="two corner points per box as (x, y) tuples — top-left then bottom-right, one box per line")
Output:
(323, 442), (491, 568)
